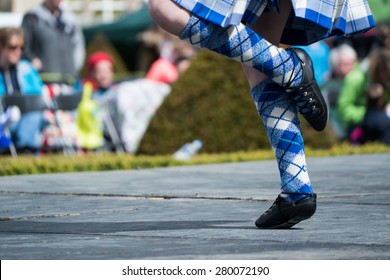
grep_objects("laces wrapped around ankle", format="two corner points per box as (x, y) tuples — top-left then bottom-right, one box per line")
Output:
(289, 82), (320, 117)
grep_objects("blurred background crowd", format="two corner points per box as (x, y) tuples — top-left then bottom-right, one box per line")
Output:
(0, 0), (389, 157)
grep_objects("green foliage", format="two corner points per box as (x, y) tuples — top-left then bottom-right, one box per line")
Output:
(138, 50), (338, 155)
(0, 143), (388, 176)
(139, 50), (262, 155)
(0, 153), (177, 176)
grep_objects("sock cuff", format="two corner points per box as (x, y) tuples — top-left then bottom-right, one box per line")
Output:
(179, 15), (199, 41)
(250, 79), (285, 100)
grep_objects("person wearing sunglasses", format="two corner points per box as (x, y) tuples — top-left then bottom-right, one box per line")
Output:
(0, 28), (43, 96)
(0, 27), (46, 154)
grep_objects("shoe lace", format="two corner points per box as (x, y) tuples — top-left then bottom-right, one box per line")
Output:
(285, 50), (300, 88)
(290, 84), (321, 117)
(261, 196), (282, 216)
(286, 49), (320, 118)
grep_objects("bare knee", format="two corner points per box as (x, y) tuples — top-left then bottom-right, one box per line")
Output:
(148, 0), (163, 22)
(242, 65), (267, 89)
(148, 0), (190, 36)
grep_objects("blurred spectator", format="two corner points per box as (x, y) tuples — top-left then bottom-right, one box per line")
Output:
(146, 41), (194, 84)
(21, 0), (85, 83)
(139, 24), (196, 77)
(0, 29), (43, 95)
(321, 43), (358, 139)
(329, 44), (357, 80)
(338, 48), (390, 143)
(376, 20), (390, 49)
(77, 51), (115, 151)
(146, 56), (179, 84)
(0, 27), (46, 153)
(85, 51), (115, 94)
(362, 83), (390, 145)
(77, 48), (190, 154)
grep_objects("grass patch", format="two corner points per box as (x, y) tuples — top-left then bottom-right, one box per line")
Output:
(0, 142), (388, 176)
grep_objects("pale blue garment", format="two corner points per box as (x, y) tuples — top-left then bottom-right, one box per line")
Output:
(0, 59), (43, 96)
(298, 41), (331, 86)
(0, 59), (45, 150)
(8, 111), (45, 150)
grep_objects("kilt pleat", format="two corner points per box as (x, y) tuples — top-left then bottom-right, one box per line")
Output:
(172, 0), (375, 45)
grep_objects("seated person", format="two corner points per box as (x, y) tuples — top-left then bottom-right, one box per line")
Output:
(0, 27), (46, 153)
(77, 51), (119, 151)
(77, 51), (175, 154)
(338, 48), (390, 143)
(84, 51), (115, 96)
(146, 39), (194, 84)
(362, 83), (390, 145)
(321, 43), (358, 139)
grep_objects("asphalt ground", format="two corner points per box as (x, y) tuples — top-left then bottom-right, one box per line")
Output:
(0, 153), (389, 260)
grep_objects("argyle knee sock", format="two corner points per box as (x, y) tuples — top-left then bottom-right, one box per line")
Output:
(251, 79), (313, 202)
(180, 15), (303, 87)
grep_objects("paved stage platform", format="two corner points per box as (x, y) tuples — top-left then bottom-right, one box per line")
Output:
(1, 153), (389, 259)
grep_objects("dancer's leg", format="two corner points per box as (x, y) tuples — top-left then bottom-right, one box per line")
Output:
(242, 0), (293, 88)
(241, 0), (327, 132)
(246, 3), (316, 228)
(149, 0), (318, 228)
(251, 79), (313, 201)
(250, 79), (317, 229)
(247, 4), (314, 202)
(149, 0), (302, 87)
(149, 0), (328, 131)
(148, 0), (190, 36)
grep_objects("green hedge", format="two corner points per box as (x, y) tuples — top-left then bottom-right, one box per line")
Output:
(0, 143), (388, 176)
(138, 50), (338, 155)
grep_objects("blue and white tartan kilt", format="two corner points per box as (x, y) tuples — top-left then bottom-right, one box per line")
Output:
(172, 0), (375, 45)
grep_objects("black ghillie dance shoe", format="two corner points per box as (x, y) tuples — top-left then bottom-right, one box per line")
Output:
(255, 193), (317, 229)
(287, 48), (328, 131)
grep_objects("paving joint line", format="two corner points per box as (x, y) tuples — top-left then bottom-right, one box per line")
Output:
(1, 190), (389, 201)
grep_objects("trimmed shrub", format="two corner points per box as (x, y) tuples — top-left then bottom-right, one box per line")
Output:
(0, 143), (388, 176)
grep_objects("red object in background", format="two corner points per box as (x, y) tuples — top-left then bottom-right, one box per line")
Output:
(146, 57), (179, 84)
(87, 52), (113, 73)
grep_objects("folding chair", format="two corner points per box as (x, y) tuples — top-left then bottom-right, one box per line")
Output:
(1, 94), (48, 114)
(52, 93), (82, 155)
(101, 107), (124, 154)
(0, 108), (17, 157)
(1, 94), (49, 156)
(54, 93), (82, 111)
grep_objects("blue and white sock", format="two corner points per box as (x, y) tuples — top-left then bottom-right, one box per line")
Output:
(180, 15), (303, 87)
(251, 79), (313, 202)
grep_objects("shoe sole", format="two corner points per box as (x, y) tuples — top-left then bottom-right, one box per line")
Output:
(256, 199), (317, 229)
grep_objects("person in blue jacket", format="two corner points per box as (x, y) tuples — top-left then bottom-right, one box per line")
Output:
(0, 27), (46, 153)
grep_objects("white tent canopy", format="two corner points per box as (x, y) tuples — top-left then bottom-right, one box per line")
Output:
(0, 12), (23, 28)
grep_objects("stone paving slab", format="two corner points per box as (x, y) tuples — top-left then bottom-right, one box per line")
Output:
(0, 153), (389, 259)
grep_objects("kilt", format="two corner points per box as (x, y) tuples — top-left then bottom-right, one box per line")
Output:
(172, 0), (375, 45)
